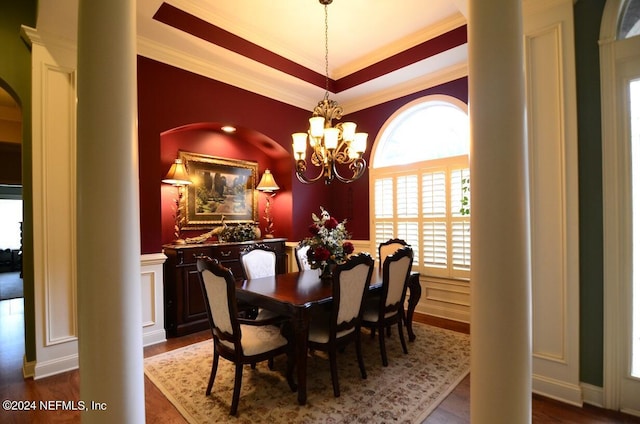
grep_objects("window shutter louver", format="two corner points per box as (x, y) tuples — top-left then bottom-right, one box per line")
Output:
(452, 221), (471, 271)
(422, 172), (446, 217)
(422, 221), (447, 268)
(397, 175), (418, 218)
(397, 222), (420, 265)
(375, 178), (394, 218)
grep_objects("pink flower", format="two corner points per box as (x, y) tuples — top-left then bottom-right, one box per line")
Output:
(324, 217), (339, 230)
(309, 224), (320, 235)
(342, 241), (354, 255)
(313, 246), (331, 261)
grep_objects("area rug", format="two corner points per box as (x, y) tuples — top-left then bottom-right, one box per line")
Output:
(144, 323), (470, 423)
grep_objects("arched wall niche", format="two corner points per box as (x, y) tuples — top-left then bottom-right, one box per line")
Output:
(159, 122), (292, 244)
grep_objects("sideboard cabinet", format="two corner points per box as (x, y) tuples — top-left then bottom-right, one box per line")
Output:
(163, 238), (287, 337)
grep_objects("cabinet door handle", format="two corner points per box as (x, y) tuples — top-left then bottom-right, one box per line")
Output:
(220, 250), (232, 257)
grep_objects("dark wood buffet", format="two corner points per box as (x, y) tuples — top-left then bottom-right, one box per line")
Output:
(162, 238), (287, 337)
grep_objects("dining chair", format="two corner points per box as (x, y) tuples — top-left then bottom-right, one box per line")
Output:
(240, 243), (278, 279)
(375, 238), (410, 337)
(239, 244), (281, 321)
(307, 252), (375, 397)
(378, 238), (408, 268)
(361, 246), (414, 367)
(294, 244), (313, 271)
(196, 256), (297, 416)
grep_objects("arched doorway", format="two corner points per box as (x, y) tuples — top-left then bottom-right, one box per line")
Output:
(601, 0), (640, 415)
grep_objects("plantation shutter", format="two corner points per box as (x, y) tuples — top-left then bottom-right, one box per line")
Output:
(396, 174), (419, 264)
(374, 178), (395, 250)
(371, 159), (470, 278)
(422, 171), (447, 274)
(451, 168), (471, 274)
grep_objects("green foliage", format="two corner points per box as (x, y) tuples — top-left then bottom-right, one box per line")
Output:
(220, 223), (258, 242)
(459, 177), (470, 216)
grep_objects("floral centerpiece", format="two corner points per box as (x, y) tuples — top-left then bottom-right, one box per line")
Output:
(299, 207), (355, 279)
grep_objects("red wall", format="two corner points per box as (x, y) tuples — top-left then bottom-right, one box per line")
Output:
(138, 56), (324, 252)
(137, 56), (468, 253)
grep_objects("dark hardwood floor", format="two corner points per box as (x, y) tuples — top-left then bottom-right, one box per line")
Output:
(1, 298), (639, 423)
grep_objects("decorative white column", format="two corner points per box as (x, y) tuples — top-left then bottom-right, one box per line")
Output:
(76, 0), (145, 422)
(469, 0), (532, 422)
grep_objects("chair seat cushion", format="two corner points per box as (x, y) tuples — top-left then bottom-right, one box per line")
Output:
(255, 308), (281, 321)
(308, 314), (355, 344)
(220, 324), (288, 356)
(361, 297), (396, 323)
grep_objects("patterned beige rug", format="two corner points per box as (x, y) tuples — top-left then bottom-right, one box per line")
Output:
(144, 323), (470, 423)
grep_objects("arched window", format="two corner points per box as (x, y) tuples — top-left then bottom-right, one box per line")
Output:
(618, 0), (640, 39)
(373, 98), (469, 168)
(370, 96), (470, 279)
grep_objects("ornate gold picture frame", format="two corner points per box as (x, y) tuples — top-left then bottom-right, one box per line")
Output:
(179, 151), (258, 229)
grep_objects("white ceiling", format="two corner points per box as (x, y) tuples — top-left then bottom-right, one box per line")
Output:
(34, 0), (469, 112)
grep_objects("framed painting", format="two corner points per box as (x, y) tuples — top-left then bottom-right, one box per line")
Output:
(179, 151), (258, 229)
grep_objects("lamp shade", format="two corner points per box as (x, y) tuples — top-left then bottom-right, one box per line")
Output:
(256, 169), (280, 192)
(292, 132), (308, 157)
(162, 158), (192, 186)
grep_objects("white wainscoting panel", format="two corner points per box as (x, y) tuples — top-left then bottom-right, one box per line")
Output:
(140, 253), (167, 347)
(419, 277), (470, 323)
(524, 0), (582, 405)
(28, 30), (80, 379)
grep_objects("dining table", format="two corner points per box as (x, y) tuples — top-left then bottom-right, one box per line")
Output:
(235, 267), (421, 405)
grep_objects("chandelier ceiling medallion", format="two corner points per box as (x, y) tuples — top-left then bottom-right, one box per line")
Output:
(292, 0), (368, 185)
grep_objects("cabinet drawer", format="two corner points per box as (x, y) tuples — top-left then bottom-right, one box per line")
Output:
(209, 244), (243, 261)
(174, 247), (211, 265)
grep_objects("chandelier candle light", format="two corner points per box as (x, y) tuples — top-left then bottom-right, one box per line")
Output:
(162, 158), (192, 244)
(256, 169), (280, 238)
(292, 0), (368, 185)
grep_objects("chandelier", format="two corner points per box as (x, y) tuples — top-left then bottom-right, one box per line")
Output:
(292, 0), (368, 185)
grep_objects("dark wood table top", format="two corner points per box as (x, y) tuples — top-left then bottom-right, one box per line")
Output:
(235, 268), (385, 309)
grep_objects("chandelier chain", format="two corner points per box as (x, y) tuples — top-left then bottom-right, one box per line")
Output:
(292, 0), (368, 185)
(324, 3), (329, 98)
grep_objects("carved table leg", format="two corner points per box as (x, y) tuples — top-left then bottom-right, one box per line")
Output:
(292, 312), (309, 405)
(405, 272), (421, 342)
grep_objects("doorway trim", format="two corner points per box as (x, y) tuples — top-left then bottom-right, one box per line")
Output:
(600, 0), (640, 413)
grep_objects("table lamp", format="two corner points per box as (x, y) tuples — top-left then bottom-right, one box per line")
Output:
(256, 169), (280, 238)
(162, 158), (192, 244)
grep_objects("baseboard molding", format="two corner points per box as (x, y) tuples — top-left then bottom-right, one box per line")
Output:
(532, 373), (583, 407)
(421, 304), (470, 323)
(33, 353), (79, 380)
(580, 382), (603, 408)
(22, 356), (35, 379)
(143, 329), (167, 347)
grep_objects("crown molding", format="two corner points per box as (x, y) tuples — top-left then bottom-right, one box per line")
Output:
(137, 35), (316, 110)
(341, 62), (468, 114)
(334, 13), (467, 79)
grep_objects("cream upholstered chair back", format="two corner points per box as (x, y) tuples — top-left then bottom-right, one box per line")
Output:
(378, 238), (409, 267)
(294, 244), (313, 271)
(240, 244), (277, 279)
(199, 263), (234, 335)
(197, 257), (240, 347)
(336, 260), (373, 325)
(385, 251), (413, 308)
